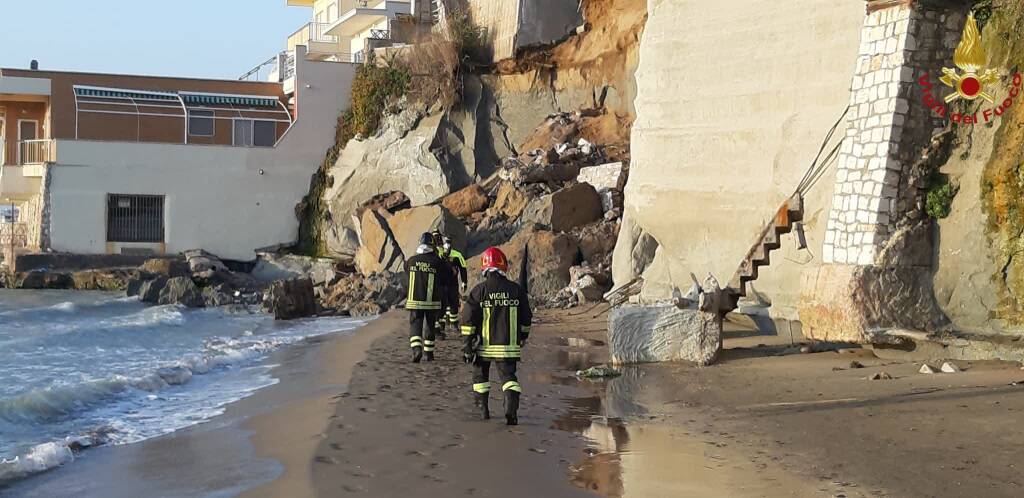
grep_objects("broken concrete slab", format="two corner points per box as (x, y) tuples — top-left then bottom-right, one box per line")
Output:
(940, 361), (961, 373)
(522, 183), (603, 232)
(919, 364), (937, 374)
(608, 304), (722, 366)
(577, 162), (624, 191)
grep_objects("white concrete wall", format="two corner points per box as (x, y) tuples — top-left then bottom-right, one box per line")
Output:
(617, 0), (864, 319)
(45, 48), (356, 261)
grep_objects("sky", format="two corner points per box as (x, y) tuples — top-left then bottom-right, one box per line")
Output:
(0, 0), (311, 80)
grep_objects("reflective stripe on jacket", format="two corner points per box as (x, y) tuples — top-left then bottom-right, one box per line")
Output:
(460, 271), (532, 359)
(405, 251), (450, 310)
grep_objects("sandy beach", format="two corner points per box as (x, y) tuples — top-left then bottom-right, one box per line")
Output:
(9, 308), (1024, 498)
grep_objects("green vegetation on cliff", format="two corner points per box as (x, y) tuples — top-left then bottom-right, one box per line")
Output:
(296, 58), (412, 256)
(979, 1), (1024, 322)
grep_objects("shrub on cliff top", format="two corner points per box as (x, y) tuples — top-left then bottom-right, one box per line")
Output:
(338, 54), (411, 145)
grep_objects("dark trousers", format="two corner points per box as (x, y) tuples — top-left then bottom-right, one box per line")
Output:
(472, 359), (521, 395)
(444, 285), (461, 324)
(409, 310), (439, 353)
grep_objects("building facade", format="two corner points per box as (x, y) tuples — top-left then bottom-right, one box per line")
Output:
(0, 46), (356, 262)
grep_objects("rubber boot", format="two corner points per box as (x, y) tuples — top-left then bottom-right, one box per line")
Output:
(504, 391), (520, 426)
(412, 346), (423, 363)
(474, 392), (490, 420)
(436, 318), (447, 341)
(424, 351), (435, 362)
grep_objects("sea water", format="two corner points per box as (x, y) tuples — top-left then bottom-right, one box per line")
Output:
(0, 289), (365, 483)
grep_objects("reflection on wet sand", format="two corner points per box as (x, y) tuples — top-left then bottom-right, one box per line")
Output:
(552, 368), (820, 497)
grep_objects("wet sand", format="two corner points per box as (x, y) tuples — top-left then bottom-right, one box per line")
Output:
(12, 308), (1024, 497)
(268, 309), (827, 497)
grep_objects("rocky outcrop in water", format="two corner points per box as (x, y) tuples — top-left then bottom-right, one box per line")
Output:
(265, 277), (318, 320)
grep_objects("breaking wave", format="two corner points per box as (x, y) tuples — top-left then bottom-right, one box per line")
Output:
(0, 290), (366, 485)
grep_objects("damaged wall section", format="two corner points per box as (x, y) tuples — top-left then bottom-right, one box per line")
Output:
(798, 1), (970, 342)
(613, 0), (865, 319)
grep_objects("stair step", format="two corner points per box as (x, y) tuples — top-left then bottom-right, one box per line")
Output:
(752, 245), (770, 265)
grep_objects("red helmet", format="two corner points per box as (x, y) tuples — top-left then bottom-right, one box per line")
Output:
(480, 247), (509, 273)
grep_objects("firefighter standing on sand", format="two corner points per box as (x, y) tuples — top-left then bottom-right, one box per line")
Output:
(460, 246), (532, 425)
(439, 234), (468, 331)
(406, 232), (452, 363)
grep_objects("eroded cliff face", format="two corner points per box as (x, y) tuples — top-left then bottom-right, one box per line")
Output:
(315, 0), (646, 258)
(933, 2), (1024, 335)
(614, 0), (865, 319)
(484, 0), (646, 153)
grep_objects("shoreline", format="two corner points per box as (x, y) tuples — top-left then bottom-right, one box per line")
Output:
(2, 311), (381, 498)
(240, 311), (397, 497)
(13, 304), (1018, 497)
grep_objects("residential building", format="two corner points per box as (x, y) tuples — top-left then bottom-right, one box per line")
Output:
(0, 46), (356, 263)
(253, 0), (436, 79)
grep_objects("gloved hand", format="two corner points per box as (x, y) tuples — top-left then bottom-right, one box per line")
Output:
(461, 282), (468, 293)
(463, 336), (479, 364)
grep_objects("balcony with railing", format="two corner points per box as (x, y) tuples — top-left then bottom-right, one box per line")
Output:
(327, 0), (411, 38)
(18, 140), (55, 166)
(288, 21), (352, 60)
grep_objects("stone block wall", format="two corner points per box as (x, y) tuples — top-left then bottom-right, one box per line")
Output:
(21, 165), (51, 252)
(823, 3), (964, 266)
(800, 1), (969, 342)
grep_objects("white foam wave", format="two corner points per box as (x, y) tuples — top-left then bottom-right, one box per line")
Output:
(0, 441), (74, 482)
(0, 334), (297, 426)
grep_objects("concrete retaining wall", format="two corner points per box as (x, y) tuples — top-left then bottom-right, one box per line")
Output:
(614, 0), (865, 319)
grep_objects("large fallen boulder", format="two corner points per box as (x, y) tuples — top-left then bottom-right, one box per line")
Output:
(441, 184), (489, 218)
(319, 271), (405, 316)
(266, 277), (318, 320)
(388, 205), (468, 258)
(575, 221), (621, 265)
(322, 110), (460, 233)
(489, 182), (530, 219)
(608, 304), (722, 366)
(158, 277), (204, 308)
(251, 254), (338, 287)
(522, 183), (603, 232)
(354, 208), (406, 275)
(467, 229), (580, 302)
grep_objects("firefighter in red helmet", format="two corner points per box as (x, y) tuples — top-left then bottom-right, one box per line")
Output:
(460, 246), (532, 425)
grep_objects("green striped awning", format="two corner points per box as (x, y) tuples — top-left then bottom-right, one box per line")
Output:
(74, 86), (179, 101)
(73, 86), (280, 108)
(180, 93), (279, 107)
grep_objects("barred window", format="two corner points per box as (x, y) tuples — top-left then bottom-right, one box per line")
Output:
(106, 194), (164, 243)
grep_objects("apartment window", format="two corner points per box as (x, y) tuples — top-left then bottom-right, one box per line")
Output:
(233, 119), (276, 147)
(188, 110), (214, 137)
(106, 194), (165, 243)
(327, 3), (338, 22)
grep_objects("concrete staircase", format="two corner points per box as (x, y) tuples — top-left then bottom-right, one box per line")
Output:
(724, 194), (804, 311)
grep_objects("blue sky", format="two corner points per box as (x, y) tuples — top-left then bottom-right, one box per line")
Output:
(0, 1), (310, 79)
